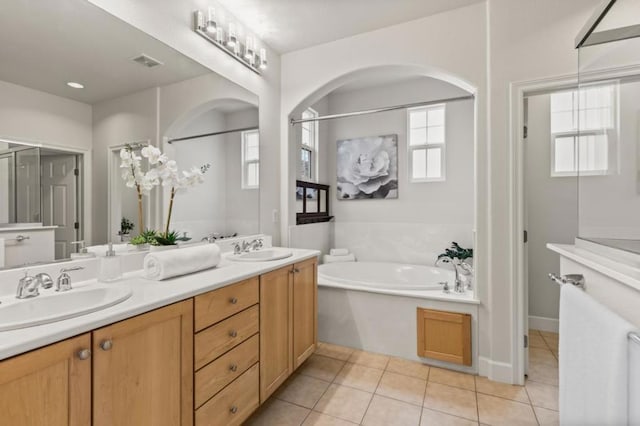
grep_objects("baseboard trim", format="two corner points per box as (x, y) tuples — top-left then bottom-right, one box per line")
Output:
(478, 356), (514, 384)
(528, 315), (559, 333)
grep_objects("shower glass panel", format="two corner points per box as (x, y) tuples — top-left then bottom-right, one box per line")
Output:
(577, 0), (640, 254)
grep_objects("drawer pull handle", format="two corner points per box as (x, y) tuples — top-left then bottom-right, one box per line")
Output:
(229, 297), (238, 304)
(230, 406), (238, 414)
(229, 364), (238, 372)
(77, 349), (91, 360)
(229, 330), (238, 338)
(99, 340), (113, 351)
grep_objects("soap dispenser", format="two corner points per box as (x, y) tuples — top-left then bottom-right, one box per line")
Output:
(98, 242), (123, 282)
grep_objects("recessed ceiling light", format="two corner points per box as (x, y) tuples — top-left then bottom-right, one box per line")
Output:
(67, 82), (84, 89)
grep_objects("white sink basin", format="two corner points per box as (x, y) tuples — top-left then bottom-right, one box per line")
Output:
(0, 285), (132, 331)
(230, 248), (293, 262)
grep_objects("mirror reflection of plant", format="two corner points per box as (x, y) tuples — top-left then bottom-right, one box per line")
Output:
(120, 217), (135, 235)
(162, 163), (211, 238)
(153, 230), (192, 246)
(437, 242), (473, 261)
(129, 229), (158, 246)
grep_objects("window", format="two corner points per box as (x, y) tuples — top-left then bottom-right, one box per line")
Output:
(550, 84), (617, 176)
(408, 104), (445, 181)
(300, 108), (318, 181)
(241, 130), (259, 189)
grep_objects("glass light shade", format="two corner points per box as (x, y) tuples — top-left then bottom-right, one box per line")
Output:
(227, 22), (237, 48)
(205, 7), (216, 33)
(259, 48), (267, 69)
(244, 36), (254, 59)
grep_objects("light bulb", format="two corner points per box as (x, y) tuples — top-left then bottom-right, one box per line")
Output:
(205, 7), (216, 33)
(227, 22), (237, 48)
(259, 48), (267, 70)
(244, 36), (254, 60)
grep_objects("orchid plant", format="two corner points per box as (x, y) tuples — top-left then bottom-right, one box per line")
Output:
(120, 144), (210, 245)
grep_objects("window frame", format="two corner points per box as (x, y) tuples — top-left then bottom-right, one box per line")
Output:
(241, 129), (259, 189)
(299, 108), (319, 182)
(407, 104), (446, 183)
(549, 83), (618, 178)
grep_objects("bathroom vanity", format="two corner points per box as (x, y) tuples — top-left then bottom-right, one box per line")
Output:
(0, 251), (318, 426)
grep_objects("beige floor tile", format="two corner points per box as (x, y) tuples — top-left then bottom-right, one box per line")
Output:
(539, 331), (558, 339)
(528, 334), (547, 349)
(303, 411), (358, 426)
(276, 374), (331, 409)
(386, 357), (430, 380)
(528, 329), (541, 336)
(423, 382), (478, 421)
(533, 406), (559, 426)
(477, 393), (537, 426)
(420, 407), (479, 426)
(315, 342), (355, 361)
(527, 362), (559, 386)
(428, 367), (476, 391)
(550, 348), (559, 359)
(526, 381), (559, 411)
(475, 376), (529, 403)
(245, 398), (311, 426)
(375, 371), (426, 406)
(348, 350), (390, 370)
(542, 336), (558, 351)
(334, 363), (384, 393)
(362, 395), (422, 426)
(314, 384), (373, 424)
(529, 347), (558, 366)
(298, 354), (346, 382)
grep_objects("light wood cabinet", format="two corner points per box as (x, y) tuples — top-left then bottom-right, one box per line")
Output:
(93, 300), (194, 426)
(417, 308), (471, 366)
(292, 257), (318, 369)
(260, 258), (318, 401)
(0, 333), (92, 426)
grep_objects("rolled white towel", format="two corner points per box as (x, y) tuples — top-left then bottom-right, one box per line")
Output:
(323, 253), (356, 264)
(144, 244), (221, 280)
(329, 248), (350, 256)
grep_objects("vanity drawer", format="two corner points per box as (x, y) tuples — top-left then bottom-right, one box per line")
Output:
(195, 362), (259, 426)
(195, 277), (259, 332)
(195, 305), (259, 370)
(195, 334), (259, 408)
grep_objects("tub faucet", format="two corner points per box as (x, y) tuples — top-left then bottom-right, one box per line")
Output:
(435, 256), (465, 293)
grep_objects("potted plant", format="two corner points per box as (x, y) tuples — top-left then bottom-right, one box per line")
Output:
(149, 230), (192, 251)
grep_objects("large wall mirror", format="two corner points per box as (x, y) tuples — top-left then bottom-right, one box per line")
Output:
(0, 0), (260, 270)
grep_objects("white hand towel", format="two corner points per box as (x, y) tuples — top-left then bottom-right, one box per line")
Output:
(323, 253), (356, 264)
(630, 333), (640, 425)
(144, 244), (221, 281)
(559, 284), (636, 425)
(0, 238), (4, 268)
(329, 248), (350, 256)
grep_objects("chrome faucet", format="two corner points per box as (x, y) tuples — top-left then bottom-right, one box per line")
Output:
(249, 238), (264, 251)
(232, 238), (264, 254)
(16, 271), (54, 299)
(56, 266), (84, 292)
(435, 256), (465, 293)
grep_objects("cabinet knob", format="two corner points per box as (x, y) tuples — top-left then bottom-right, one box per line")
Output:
(230, 406), (238, 414)
(229, 330), (238, 338)
(293, 268), (300, 273)
(229, 364), (238, 372)
(229, 297), (238, 304)
(77, 348), (91, 360)
(99, 339), (113, 351)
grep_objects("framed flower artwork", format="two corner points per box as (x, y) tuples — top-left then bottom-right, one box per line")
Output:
(336, 134), (398, 200)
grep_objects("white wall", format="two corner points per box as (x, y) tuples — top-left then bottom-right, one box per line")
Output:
(87, 0), (282, 245)
(326, 78), (474, 264)
(225, 108), (260, 236)
(526, 94), (578, 323)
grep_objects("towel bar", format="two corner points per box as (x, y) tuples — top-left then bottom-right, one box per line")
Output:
(5, 235), (30, 242)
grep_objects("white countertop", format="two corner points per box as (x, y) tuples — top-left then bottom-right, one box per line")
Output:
(0, 248), (319, 360)
(0, 226), (57, 232)
(547, 243), (640, 292)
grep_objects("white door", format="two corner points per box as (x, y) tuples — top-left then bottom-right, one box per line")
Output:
(41, 154), (78, 259)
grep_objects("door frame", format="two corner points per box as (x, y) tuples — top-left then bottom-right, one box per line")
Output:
(509, 64), (640, 384)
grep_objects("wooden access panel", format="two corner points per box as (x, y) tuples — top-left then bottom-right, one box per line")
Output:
(417, 308), (471, 366)
(292, 257), (318, 369)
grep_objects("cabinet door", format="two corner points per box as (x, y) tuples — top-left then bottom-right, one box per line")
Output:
(0, 333), (91, 426)
(417, 308), (471, 366)
(292, 257), (317, 369)
(93, 300), (194, 426)
(259, 265), (292, 402)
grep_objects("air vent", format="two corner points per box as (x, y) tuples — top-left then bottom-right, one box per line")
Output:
(131, 54), (164, 68)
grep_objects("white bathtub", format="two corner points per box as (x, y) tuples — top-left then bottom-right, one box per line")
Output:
(317, 261), (479, 373)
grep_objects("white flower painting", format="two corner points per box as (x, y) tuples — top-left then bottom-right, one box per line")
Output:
(336, 134), (398, 200)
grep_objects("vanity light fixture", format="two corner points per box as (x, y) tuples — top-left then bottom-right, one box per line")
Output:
(67, 82), (84, 89)
(193, 8), (266, 75)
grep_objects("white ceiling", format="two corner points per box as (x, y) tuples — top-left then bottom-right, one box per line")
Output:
(217, 0), (485, 53)
(0, 0), (210, 104)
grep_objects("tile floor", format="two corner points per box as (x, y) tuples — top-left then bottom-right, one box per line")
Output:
(246, 329), (559, 426)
